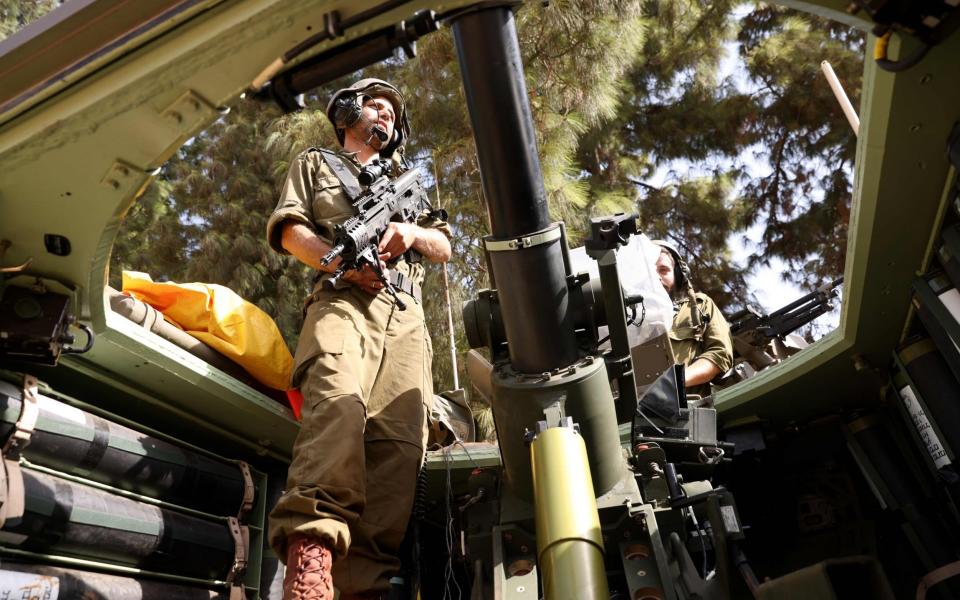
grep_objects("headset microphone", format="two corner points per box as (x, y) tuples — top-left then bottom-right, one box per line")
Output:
(371, 125), (388, 142)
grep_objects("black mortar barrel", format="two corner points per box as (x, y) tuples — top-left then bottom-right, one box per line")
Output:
(3, 469), (237, 580)
(0, 380), (250, 516)
(451, 7), (579, 373)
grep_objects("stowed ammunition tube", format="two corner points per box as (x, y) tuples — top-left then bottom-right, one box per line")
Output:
(0, 562), (224, 599)
(531, 427), (608, 600)
(846, 413), (960, 595)
(3, 469), (237, 580)
(0, 380), (250, 516)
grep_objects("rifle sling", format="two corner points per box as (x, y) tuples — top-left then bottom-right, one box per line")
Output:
(388, 269), (421, 304)
(318, 149), (362, 200)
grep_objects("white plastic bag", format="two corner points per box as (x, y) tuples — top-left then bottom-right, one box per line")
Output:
(569, 233), (673, 347)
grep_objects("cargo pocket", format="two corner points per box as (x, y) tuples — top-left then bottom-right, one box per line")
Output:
(317, 319), (347, 354)
(291, 302), (351, 387)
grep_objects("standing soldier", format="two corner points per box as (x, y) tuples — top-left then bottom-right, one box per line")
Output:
(265, 78), (452, 600)
(653, 241), (733, 397)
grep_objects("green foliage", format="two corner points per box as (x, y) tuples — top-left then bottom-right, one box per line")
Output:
(110, 0), (862, 393)
(735, 7), (862, 287)
(0, 0), (61, 40)
(109, 180), (186, 285)
(112, 99), (314, 347)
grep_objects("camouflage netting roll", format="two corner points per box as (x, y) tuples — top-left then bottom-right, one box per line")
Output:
(1, 469), (237, 580)
(0, 379), (251, 516)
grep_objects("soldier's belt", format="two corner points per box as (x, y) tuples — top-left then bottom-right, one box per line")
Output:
(388, 269), (421, 304)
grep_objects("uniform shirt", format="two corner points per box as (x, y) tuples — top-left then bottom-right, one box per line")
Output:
(668, 291), (734, 396)
(266, 148), (451, 296)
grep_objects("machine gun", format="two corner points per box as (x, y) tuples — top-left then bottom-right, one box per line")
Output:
(320, 163), (440, 310)
(726, 277), (844, 379)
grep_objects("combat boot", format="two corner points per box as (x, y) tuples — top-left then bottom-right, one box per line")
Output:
(283, 534), (334, 600)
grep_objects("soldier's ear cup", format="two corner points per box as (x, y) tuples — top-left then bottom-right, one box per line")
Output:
(332, 94), (363, 129)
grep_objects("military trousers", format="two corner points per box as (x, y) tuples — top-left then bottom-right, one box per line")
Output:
(268, 287), (432, 596)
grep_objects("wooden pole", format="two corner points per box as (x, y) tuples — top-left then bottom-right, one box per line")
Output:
(820, 60), (859, 136)
(433, 154), (459, 389)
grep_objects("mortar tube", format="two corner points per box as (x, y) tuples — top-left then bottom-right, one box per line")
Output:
(451, 6), (578, 371)
(531, 427), (609, 599)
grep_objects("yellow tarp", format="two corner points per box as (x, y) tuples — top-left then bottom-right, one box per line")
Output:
(122, 271), (292, 390)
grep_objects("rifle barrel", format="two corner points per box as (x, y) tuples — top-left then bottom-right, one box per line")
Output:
(321, 243), (345, 266)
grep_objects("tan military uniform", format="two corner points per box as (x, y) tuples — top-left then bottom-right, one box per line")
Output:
(668, 292), (733, 397)
(266, 148), (450, 596)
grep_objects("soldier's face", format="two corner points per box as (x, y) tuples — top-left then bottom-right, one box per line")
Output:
(656, 251), (675, 293)
(359, 95), (396, 147)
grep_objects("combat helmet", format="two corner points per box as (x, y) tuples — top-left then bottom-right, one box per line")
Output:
(325, 78), (410, 157)
(652, 240), (693, 293)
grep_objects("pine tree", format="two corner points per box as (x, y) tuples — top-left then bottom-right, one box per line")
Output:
(736, 6), (862, 289)
(109, 0), (863, 391)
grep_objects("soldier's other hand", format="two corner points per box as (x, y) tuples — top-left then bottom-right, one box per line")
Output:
(342, 265), (386, 295)
(378, 222), (417, 260)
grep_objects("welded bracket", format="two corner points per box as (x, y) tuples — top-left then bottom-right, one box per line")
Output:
(492, 525), (539, 600)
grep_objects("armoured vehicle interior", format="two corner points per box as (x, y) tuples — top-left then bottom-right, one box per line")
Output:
(0, 0), (959, 598)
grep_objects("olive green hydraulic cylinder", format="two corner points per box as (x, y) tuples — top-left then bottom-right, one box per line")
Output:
(531, 426), (608, 600)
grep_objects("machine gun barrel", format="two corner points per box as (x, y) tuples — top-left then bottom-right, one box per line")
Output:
(765, 277), (843, 320)
(731, 277), (843, 338)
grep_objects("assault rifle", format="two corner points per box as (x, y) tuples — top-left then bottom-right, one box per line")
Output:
(320, 163), (438, 310)
(725, 277), (844, 378)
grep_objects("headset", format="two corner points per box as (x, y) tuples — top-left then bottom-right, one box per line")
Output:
(332, 93), (365, 130)
(332, 92), (403, 155)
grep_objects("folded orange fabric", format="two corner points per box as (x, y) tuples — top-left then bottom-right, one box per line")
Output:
(122, 271), (293, 390)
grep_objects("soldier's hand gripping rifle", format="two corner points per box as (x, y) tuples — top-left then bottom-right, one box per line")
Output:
(320, 163), (437, 311)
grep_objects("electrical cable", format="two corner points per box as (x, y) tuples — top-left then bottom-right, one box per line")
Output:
(688, 507), (709, 578)
(442, 447), (461, 600)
